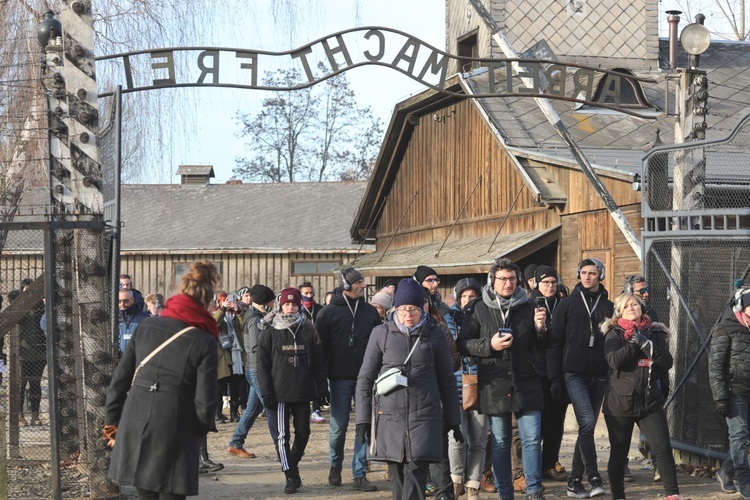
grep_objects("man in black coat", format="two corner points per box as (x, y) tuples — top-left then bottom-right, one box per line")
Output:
(547, 258), (613, 499)
(315, 267), (381, 491)
(457, 258), (549, 500)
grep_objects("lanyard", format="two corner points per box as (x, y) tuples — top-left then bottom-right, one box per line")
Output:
(580, 290), (602, 346)
(543, 296), (557, 320)
(286, 322), (302, 367)
(493, 295), (512, 327)
(344, 296), (359, 347)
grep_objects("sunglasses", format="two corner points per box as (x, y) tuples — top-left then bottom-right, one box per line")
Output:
(635, 287), (650, 295)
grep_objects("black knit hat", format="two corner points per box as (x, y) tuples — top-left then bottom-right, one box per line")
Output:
(454, 277), (482, 299)
(534, 265), (558, 287)
(249, 285), (275, 305)
(414, 265), (438, 283)
(523, 264), (538, 283)
(339, 267), (363, 288)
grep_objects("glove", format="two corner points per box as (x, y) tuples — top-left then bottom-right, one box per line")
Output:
(629, 331), (651, 349)
(550, 378), (563, 401)
(356, 423), (371, 444)
(716, 399), (729, 418)
(263, 394), (277, 410)
(318, 390), (330, 408)
(102, 425), (117, 448)
(448, 424), (464, 443)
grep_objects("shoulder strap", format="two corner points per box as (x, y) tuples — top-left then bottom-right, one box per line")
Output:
(131, 326), (196, 386)
(403, 336), (421, 365)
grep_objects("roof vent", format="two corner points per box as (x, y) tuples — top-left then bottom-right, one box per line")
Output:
(176, 165), (215, 187)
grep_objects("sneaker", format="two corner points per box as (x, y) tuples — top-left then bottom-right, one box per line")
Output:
(310, 410), (326, 423)
(514, 473), (526, 492)
(353, 476), (378, 491)
(543, 467), (567, 481)
(425, 480), (435, 496)
(227, 446), (256, 458)
(716, 466), (737, 493)
(526, 491), (546, 500)
(567, 478), (589, 499)
(284, 476), (297, 494)
(588, 476), (606, 498)
(291, 468), (302, 488)
(328, 466), (342, 487)
(654, 468), (661, 482)
(623, 465), (634, 482)
(467, 486), (480, 500)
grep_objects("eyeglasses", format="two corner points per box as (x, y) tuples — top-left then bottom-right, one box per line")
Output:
(118, 299), (132, 304)
(539, 279), (558, 286)
(423, 278), (440, 284)
(396, 307), (422, 316)
(635, 287), (650, 295)
(493, 276), (518, 283)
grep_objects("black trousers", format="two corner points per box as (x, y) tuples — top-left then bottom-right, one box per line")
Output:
(428, 433), (455, 499)
(604, 411), (679, 498)
(276, 401), (311, 472)
(20, 359), (45, 413)
(389, 460), (429, 500)
(541, 376), (569, 471)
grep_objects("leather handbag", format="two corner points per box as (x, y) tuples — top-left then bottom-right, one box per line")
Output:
(462, 372), (479, 411)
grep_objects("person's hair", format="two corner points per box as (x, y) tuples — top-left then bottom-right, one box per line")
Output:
(298, 280), (313, 290)
(611, 292), (649, 322)
(144, 293), (164, 308)
(179, 260), (221, 307)
(118, 289), (134, 299)
(490, 258), (520, 280)
(119, 274), (132, 281)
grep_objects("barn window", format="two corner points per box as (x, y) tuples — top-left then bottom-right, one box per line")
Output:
(292, 260), (339, 275)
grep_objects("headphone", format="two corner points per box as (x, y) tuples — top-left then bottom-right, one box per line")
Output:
(487, 263), (521, 287)
(340, 269), (351, 291)
(623, 274), (647, 294)
(733, 287), (750, 312)
(576, 258), (605, 281)
(614, 292), (647, 318)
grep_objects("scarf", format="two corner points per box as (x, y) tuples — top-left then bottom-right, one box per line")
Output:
(226, 312), (244, 375)
(616, 317), (652, 341)
(481, 285), (529, 311)
(394, 310), (428, 334)
(735, 310), (750, 330)
(160, 294), (219, 339)
(272, 312), (304, 330)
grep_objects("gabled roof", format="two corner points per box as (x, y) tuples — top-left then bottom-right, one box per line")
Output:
(121, 181), (370, 253)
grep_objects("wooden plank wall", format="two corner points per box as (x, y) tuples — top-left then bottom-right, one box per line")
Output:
(121, 252), (352, 300)
(0, 254), (44, 299)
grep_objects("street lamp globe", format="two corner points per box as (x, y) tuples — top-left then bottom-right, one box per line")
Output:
(37, 10), (62, 48)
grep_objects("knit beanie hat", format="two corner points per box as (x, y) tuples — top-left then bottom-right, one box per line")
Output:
(524, 264), (538, 283)
(394, 278), (425, 309)
(534, 265), (558, 287)
(414, 265), (438, 283)
(371, 291), (394, 311)
(238, 286), (250, 298)
(339, 267), (364, 289)
(279, 287), (302, 307)
(454, 277), (482, 299)
(250, 284), (275, 305)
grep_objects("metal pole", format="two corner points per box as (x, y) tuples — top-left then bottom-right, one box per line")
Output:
(111, 85), (122, 344)
(44, 228), (62, 500)
(466, 0), (642, 260)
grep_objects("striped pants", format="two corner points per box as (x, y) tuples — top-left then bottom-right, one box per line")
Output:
(275, 401), (311, 472)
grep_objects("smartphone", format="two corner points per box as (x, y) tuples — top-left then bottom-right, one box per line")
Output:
(498, 328), (513, 338)
(536, 296), (546, 309)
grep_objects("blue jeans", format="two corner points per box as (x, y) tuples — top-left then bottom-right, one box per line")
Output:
(489, 409), (543, 497)
(229, 369), (278, 449)
(564, 372), (608, 480)
(727, 394), (750, 488)
(329, 379), (367, 478)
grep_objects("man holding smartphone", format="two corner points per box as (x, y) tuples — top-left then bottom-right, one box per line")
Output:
(457, 258), (549, 500)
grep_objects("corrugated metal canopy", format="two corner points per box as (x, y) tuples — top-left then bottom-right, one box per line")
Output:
(347, 226), (560, 276)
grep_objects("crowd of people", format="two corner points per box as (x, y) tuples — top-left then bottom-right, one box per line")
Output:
(99, 259), (750, 500)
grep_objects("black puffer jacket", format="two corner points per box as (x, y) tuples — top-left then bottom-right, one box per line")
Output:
(601, 319), (672, 418)
(457, 288), (549, 415)
(316, 288), (381, 381)
(547, 283), (614, 380)
(709, 311), (750, 400)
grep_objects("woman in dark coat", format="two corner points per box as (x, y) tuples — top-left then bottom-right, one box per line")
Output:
(601, 292), (685, 500)
(104, 260), (221, 499)
(356, 278), (461, 500)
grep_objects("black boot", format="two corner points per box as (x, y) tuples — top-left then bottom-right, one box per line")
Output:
(284, 469), (298, 494)
(215, 406), (227, 424)
(230, 403), (240, 423)
(199, 447), (224, 473)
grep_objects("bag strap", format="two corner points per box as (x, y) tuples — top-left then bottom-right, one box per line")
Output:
(131, 326), (196, 386)
(403, 336), (421, 365)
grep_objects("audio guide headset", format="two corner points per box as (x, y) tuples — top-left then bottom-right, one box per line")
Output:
(576, 258), (605, 281)
(733, 287), (750, 313)
(340, 269), (351, 291)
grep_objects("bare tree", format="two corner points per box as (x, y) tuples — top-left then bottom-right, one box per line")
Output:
(233, 65), (383, 183)
(670, 0), (748, 40)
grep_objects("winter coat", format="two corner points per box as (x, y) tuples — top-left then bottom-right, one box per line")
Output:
(316, 288), (381, 381)
(355, 319), (460, 463)
(105, 316), (218, 496)
(301, 300), (324, 323)
(528, 289), (561, 378)
(256, 318), (327, 403)
(456, 288), (549, 415)
(446, 304), (479, 400)
(213, 309), (246, 380)
(709, 311), (750, 400)
(118, 303), (150, 353)
(242, 306), (265, 371)
(601, 319), (672, 417)
(547, 283), (614, 380)
(19, 301), (46, 362)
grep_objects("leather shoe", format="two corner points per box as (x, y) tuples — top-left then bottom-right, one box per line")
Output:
(481, 467), (497, 493)
(227, 446), (256, 458)
(513, 473), (526, 492)
(542, 467), (567, 481)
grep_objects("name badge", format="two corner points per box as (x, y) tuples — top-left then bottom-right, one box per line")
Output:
(637, 359), (652, 367)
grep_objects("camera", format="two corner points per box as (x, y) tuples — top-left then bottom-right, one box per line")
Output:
(536, 296), (546, 309)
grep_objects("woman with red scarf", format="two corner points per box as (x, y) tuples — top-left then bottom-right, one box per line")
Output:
(104, 260), (221, 499)
(601, 292), (686, 500)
